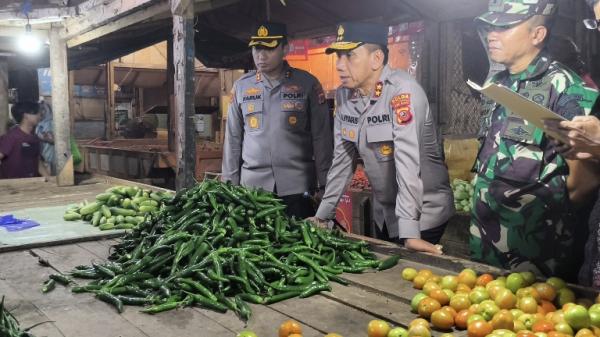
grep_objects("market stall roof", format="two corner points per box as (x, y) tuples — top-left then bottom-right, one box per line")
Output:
(0, 0), (488, 70)
(66, 0), (487, 69)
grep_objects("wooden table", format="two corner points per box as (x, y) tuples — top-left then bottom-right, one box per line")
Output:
(0, 178), (592, 337)
(0, 234), (512, 337)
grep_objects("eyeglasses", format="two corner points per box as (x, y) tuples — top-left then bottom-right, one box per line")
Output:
(583, 18), (600, 30)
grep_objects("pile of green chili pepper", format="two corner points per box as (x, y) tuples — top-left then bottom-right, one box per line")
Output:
(43, 180), (400, 320)
(0, 296), (37, 337)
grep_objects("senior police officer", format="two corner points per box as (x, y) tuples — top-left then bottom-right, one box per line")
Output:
(308, 22), (455, 254)
(470, 0), (599, 280)
(222, 23), (333, 218)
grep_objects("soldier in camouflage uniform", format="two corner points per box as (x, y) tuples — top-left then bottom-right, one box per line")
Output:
(470, 0), (600, 280)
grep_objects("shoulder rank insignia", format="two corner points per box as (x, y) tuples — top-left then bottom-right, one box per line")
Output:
(374, 81), (384, 98)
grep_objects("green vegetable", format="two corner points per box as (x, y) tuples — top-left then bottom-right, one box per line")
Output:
(51, 180), (389, 321)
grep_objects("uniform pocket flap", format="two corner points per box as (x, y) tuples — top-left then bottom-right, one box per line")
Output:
(366, 124), (393, 143)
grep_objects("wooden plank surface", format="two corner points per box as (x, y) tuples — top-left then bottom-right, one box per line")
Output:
(0, 239), (481, 337)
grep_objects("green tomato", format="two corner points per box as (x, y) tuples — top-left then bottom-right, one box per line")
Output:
(388, 327), (408, 337)
(236, 331), (258, 337)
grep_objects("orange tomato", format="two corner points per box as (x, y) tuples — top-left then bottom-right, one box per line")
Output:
(456, 284), (473, 294)
(517, 287), (541, 303)
(467, 320), (493, 337)
(423, 282), (442, 296)
(458, 269), (478, 288)
(491, 309), (515, 330)
(476, 274), (494, 287)
(279, 320), (302, 337)
(287, 335), (302, 337)
(450, 294), (471, 312)
(410, 318), (430, 328)
(548, 331), (568, 337)
(468, 304), (480, 315)
(534, 283), (557, 302)
(441, 305), (458, 318)
(532, 320), (555, 333)
(418, 298), (442, 319)
(431, 309), (455, 330)
(429, 275), (442, 284)
(418, 269), (433, 279)
(430, 289), (451, 306)
(540, 300), (557, 314)
(455, 309), (470, 329)
(517, 331), (539, 337)
(367, 320), (391, 337)
(413, 275), (429, 290)
(576, 328), (595, 337)
(408, 324), (431, 337)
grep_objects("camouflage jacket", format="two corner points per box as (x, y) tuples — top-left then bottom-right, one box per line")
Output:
(470, 51), (599, 277)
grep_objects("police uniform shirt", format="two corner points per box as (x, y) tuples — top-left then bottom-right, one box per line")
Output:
(222, 63), (333, 196)
(316, 65), (454, 239)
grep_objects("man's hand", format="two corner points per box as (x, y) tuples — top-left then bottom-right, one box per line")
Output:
(305, 216), (329, 229)
(544, 116), (600, 161)
(404, 238), (443, 255)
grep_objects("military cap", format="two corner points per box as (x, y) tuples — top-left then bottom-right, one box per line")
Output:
(585, 0), (599, 8)
(249, 22), (287, 48)
(476, 0), (558, 27)
(325, 22), (388, 54)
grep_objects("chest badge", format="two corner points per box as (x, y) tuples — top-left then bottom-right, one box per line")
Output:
(379, 144), (393, 156)
(248, 116), (259, 129)
(288, 115), (298, 126)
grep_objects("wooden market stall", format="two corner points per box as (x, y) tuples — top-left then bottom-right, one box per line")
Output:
(0, 1), (599, 337)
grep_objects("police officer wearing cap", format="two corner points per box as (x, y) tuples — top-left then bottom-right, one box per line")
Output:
(308, 22), (454, 254)
(222, 23), (333, 218)
(470, 0), (599, 279)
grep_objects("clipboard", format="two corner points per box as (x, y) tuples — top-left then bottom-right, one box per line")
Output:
(467, 80), (568, 143)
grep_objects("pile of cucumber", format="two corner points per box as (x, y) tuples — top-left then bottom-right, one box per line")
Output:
(63, 186), (173, 230)
(452, 179), (474, 214)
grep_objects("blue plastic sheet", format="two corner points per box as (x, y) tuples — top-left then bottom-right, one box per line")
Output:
(0, 214), (40, 232)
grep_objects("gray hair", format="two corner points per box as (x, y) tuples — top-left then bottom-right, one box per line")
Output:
(586, 0), (600, 8)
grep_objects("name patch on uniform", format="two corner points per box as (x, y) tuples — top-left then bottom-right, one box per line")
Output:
(282, 92), (305, 100)
(391, 94), (413, 124)
(243, 87), (263, 102)
(366, 114), (391, 125)
(339, 114), (359, 125)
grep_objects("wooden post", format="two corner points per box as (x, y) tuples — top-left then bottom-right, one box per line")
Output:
(105, 61), (115, 139)
(171, 0), (196, 190)
(167, 36), (176, 152)
(69, 71), (76, 133)
(0, 58), (8, 135)
(49, 26), (74, 186)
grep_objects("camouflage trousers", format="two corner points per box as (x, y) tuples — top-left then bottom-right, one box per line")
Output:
(469, 174), (579, 280)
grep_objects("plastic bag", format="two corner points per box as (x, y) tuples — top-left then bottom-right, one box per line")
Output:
(0, 214), (40, 232)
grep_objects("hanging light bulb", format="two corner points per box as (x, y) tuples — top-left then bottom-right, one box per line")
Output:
(17, 21), (41, 54)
